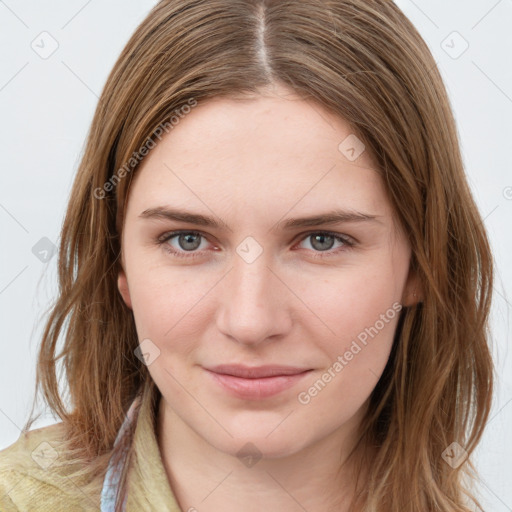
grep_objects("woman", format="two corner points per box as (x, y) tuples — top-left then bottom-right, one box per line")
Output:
(0, 0), (494, 511)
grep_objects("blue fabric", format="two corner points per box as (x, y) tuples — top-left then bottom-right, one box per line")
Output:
(100, 396), (141, 512)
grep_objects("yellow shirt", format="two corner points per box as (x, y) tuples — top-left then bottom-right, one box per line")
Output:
(0, 382), (182, 511)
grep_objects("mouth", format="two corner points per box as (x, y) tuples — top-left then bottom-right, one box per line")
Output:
(203, 365), (313, 400)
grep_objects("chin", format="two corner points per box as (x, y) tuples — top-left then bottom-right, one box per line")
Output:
(208, 429), (308, 461)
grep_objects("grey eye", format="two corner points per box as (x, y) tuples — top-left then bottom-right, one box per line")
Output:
(176, 232), (203, 251)
(309, 234), (336, 251)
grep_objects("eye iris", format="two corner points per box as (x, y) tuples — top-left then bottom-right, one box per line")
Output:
(179, 233), (201, 251)
(311, 234), (335, 251)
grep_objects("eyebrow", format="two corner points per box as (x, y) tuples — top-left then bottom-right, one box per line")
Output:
(138, 206), (382, 231)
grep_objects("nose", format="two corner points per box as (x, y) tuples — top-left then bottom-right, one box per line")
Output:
(215, 252), (293, 347)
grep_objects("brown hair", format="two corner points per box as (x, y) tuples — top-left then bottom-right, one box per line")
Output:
(23, 0), (494, 510)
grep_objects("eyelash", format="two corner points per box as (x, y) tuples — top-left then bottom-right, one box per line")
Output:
(156, 230), (356, 260)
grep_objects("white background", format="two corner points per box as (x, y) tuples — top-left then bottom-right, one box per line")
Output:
(0, 1), (511, 510)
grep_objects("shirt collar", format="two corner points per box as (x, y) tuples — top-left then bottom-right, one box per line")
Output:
(101, 380), (182, 512)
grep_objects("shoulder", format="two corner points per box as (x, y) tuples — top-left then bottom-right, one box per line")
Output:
(0, 423), (99, 511)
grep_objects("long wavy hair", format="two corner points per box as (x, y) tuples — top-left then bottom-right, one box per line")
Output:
(23, 0), (495, 510)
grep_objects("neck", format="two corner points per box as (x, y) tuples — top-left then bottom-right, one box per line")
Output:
(156, 399), (369, 512)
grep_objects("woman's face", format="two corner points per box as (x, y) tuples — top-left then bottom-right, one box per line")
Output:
(118, 84), (418, 460)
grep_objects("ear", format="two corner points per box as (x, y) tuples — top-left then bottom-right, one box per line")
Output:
(117, 269), (133, 309)
(401, 265), (423, 307)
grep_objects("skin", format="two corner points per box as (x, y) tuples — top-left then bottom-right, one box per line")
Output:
(117, 82), (421, 512)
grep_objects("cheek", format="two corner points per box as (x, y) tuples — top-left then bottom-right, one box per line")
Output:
(126, 262), (215, 346)
(303, 262), (403, 343)
(297, 261), (403, 397)
(297, 273), (401, 418)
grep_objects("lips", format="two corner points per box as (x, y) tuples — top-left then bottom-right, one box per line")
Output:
(204, 364), (313, 400)
(206, 364), (311, 379)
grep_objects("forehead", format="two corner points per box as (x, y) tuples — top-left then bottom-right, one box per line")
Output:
(128, 87), (390, 220)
